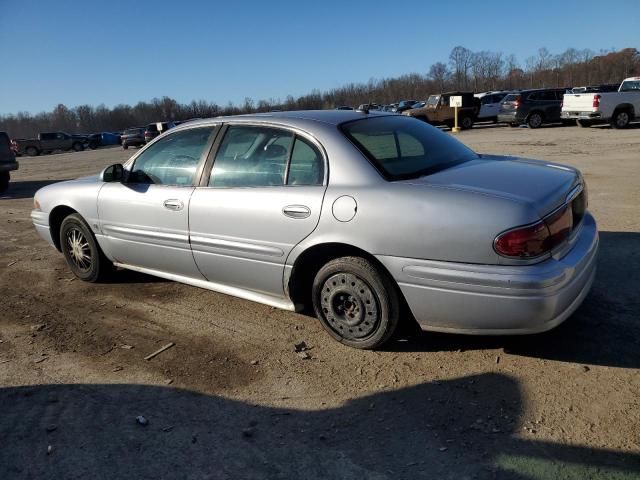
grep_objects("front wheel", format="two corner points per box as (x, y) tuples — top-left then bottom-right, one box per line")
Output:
(0, 172), (9, 193)
(460, 115), (474, 130)
(312, 256), (400, 349)
(60, 213), (112, 282)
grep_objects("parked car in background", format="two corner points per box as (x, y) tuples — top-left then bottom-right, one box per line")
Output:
(121, 127), (147, 149)
(144, 122), (176, 143)
(393, 100), (418, 113)
(87, 132), (122, 149)
(404, 92), (480, 130)
(30, 110), (597, 349)
(13, 132), (86, 156)
(498, 88), (567, 128)
(475, 91), (511, 122)
(561, 77), (640, 128)
(410, 101), (426, 110)
(335, 106), (354, 110)
(0, 131), (19, 193)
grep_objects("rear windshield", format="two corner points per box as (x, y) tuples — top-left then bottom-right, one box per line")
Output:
(502, 94), (520, 102)
(125, 128), (143, 135)
(146, 124), (158, 132)
(340, 115), (477, 181)
(619, 80), (640, 92)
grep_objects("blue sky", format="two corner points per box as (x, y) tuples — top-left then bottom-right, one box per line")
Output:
(0, 0), (638, 115)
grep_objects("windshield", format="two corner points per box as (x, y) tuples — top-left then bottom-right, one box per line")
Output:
(125, 128), (142, 135)
(619, 80), (640, 92)
(426, 95), (440, 106)
(340, 115), (478, 181)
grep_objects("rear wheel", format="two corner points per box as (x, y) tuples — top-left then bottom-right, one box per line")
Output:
(611, 110), (630, 129)
(72, 142), (84, 152)
(0, 172), (9, 193)
(312, 256), (400, 349)
(26, 146), (39, 156)
(60, 213), (112, 282)
(460, 115), (474, 130)
(527, 112), (543, 129)
(123, 144), (129, 150)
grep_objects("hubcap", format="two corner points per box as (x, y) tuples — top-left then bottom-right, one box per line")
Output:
(319, 273), (379, 340)
(66, 228), (92, 272)
(530, 115), (542, 127)
(617, 112), (629, 127)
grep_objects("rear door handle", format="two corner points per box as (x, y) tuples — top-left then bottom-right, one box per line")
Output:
(283, 205), (310, 219)
(163, 199), (184, 211)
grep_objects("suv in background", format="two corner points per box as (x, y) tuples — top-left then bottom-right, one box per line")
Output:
(0, 132), (19, 193)
(404, 91), (480, 130)
(498, 88), (567, 128)
(121, 127), (147, 149)
(393, 100), (418, 113)
(144, 122), (176, 143)
(475, 91), (511, 122)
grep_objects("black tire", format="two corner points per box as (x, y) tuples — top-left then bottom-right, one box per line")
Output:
(527, 112), (543, 129)
(460, 115), (474, 130)
(72, 142), (84, 152)
(312, 256), (400, 349)
(123, 144), (129, 150)
(509, 123), (519, 128)
(59, 213), (112, 282)
(610, 110), (630, 129)
(0, 172), (9, 193)
(26, 146), (39, 156)
(576, 119), (591, 128)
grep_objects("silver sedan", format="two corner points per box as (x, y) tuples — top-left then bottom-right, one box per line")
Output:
(31, 110), (598, 349)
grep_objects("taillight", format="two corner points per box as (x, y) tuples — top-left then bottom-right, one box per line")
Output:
(513, 95), (522, 108)
(593, 94), (601, 108)
(494, 205), (574, 258)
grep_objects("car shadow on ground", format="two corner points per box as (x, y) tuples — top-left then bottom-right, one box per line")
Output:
(389, 231), (640, 370)
(1, 374), (638, 479)
(0, 179), (72, 200)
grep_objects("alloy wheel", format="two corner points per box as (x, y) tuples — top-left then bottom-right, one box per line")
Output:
(66, 227), (92, 272)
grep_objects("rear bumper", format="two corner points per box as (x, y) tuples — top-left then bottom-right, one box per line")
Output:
(0, 160), (19, 172)
(377, 213), (598, 335)
(561, 111), (603, 120)
(497, 112), (523, 124)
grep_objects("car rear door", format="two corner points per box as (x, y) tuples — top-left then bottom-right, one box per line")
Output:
(188, 124), (327, 298)
(97, 125), (218, 278)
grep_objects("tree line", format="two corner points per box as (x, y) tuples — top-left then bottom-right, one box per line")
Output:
(1, 46), (638, 139)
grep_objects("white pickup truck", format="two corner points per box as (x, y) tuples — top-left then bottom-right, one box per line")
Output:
(561, 77), (640, 128)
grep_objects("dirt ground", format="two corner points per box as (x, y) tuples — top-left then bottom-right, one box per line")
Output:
(1, 123), (639, 479)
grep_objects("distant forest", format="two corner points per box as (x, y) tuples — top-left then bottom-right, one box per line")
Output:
(1, 46), (638, 138)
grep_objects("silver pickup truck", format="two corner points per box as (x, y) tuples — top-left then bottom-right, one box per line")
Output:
(561, 77), (640, 128)
(0, 132), (19, 193)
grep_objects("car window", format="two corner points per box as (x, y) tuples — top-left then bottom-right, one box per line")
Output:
(209, 126), (293, 188)
(128, 126), (215, 186)
(341, 115), (477, 181)
(287, 137), (324, 186)
(619, 80), (640, 92)
(539, 91), (557, 101)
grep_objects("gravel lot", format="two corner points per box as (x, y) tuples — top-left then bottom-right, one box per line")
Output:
(1, 123), (639, 479)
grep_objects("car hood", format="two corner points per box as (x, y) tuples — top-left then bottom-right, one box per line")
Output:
(399, 154), (580, 217)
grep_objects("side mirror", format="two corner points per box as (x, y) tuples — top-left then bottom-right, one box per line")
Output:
(101, 163), (124, 182)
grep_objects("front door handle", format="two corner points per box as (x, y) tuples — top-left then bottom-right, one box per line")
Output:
(163, 199), (184, 211)
(283, 205), (310, 219)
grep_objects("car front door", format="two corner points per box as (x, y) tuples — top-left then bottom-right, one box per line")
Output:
(188, 124), (327, 298)
(97, 125), (218, 278)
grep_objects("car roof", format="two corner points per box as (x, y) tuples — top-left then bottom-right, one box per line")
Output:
(178, 110), (395, 129)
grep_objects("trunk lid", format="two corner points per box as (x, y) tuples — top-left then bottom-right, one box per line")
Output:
(399, 154), (581, 218)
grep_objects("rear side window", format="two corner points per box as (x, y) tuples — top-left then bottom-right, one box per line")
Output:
(129, 127), (215, 185)
(619, 80), (640, 92)
(287, 137), (324, 186)
(341, 115), (477, 181)
(503, 94), (519, 102)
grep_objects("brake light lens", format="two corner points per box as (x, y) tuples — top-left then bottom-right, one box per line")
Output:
(593, 94), (601, 108)
(513, 95), (522, 108)
(494, 205), (574, 258)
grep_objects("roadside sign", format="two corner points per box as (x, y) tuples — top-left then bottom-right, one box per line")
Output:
(157, 122), (164, 132)
(449, 96), (462, 108)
